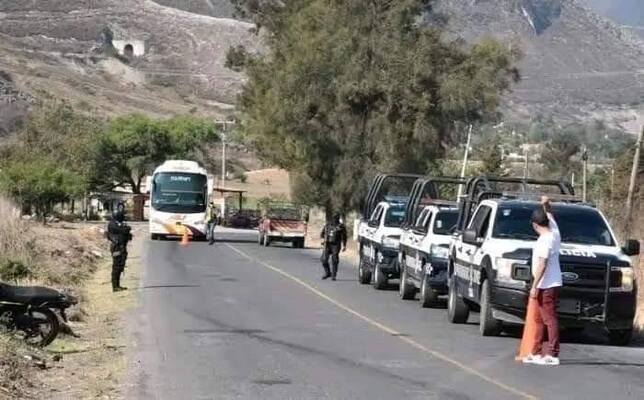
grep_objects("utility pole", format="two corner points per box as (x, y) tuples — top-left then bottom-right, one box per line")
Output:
(582, 146), (588, 203)
(610, 167), (615, 208)
(522, 137), (529, 179)
(457, 124), (473, 200)
(624, 126), (643, 237)
(221, 121), (227, 187)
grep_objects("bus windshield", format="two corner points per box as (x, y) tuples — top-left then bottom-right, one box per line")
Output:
(152, 172), (207, 214)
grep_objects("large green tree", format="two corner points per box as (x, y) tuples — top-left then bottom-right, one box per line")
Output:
(229, 0), (520, 213)
(92, 114), (218, 193)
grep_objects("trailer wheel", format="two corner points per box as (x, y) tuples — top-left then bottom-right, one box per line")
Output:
(399, 266), (415, 300)
(608, 328), (633, 346)
(479, 279), (502, 336)
(358, 254), (371, 284)
(447, 277), (469, 324)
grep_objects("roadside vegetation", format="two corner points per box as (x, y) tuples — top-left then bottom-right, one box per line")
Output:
(0, 103), (220, 220)
(227, 0), (641, 329)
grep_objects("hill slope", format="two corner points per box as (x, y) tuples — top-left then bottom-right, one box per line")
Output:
(0, 0), (642, 135)
(0, 0), (256, 122)
(437, 0), (643, 133)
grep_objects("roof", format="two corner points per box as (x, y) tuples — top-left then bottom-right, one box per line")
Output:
(485, 199), (595, 210)
(153, 160), (207, 175)
(212, 187), (246, 194)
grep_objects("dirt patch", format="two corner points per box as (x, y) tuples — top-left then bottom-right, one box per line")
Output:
(0, 199), (142, 399)
(35, 229), (142, 400)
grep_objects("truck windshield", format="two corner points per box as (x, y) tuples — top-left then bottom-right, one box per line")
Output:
(384, 207), (406, 227)
(492, 205), (615, 246)
(267, 208), (300, 220)
(433, 210), (458, 235)
(151, 172), (207, 214)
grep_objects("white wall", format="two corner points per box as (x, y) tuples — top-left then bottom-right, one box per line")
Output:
(112, 40), (146, 57)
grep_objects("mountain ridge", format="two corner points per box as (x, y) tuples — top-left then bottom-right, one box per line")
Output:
(0, 0), (642, 135)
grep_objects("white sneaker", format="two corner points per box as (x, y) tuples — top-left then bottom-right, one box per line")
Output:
(535, 355), (560, 366)
(522, 354), (543, 364)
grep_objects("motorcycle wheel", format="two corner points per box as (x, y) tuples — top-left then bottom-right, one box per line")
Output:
(24, 309), (60, 347)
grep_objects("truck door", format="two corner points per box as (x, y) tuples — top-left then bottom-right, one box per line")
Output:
(405, 208), (429, 279)
(364, 205), (383, 263)
(456, 205), (492, 299)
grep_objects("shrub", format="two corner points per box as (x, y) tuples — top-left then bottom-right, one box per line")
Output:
(0, 198), (34, 281)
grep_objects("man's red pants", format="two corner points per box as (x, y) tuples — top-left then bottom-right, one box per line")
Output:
(532, 287), (560, 357)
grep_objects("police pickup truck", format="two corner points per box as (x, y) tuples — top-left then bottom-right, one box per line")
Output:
(447, 177), (640, 345)
(397, 177), (464, 307)
(358, 199), (407, 289)
(356, 174), (421, 289)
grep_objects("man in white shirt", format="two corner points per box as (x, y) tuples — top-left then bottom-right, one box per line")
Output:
(524, 197), (562, 366)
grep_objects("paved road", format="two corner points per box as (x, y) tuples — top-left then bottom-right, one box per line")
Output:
(128, 229), (644, 400)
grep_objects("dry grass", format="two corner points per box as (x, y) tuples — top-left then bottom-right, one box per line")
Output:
(221, 168), (291, 201)
(0, 197), (115, 397)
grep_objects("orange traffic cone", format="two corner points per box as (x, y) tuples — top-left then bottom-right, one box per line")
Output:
(516, 297), (540, 361)
(180, 228), (190, 247)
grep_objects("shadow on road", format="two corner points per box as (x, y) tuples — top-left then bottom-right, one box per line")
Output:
(138, 284), (201, 290)
(562, 360), (644, 367)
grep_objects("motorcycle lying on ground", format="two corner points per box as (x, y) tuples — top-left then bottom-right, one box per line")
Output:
(0, 282), (77, 346)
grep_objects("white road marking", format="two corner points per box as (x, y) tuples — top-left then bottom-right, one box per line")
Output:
(226, 244), (537, 400)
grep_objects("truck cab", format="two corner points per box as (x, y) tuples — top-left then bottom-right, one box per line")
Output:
(447, 176), (640, 345)
(258, 203), (308, 248)
(355, 174), (423, 289)
(396, 176), (465, 307)
(398, 205), (459, 306)
(357, 200), (407, 289)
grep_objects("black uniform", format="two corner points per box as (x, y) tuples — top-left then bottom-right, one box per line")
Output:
(320, 218), (347, 280)
(107, 212), (132, 291)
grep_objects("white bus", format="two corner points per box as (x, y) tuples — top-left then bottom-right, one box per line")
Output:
(149, 160), (213, 240)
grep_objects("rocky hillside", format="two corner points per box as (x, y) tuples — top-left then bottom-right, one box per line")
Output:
(0, 0), (642, 135)
(0, 0), (256, 125)
(436, 0), (644, 134)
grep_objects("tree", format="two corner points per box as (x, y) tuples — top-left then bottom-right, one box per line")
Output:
(9, 102), (103, 192)
(540, 129), (581, 179)
(92, 115), (218, 193)
(230, 0), (520, 213)
(0, 157), (85, 221)
(478, 134), (504, 176)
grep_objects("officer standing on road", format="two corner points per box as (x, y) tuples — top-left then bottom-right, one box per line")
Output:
(320, 214), (347, 281)
(206, 201), (218, 245)
(107, 209), (133, 292)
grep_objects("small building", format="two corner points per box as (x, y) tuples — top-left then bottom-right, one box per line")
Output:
(112, 39), (146, 57)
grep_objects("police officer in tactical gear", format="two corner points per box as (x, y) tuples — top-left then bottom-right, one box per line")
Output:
(107, 209), (132, 292)
(320, 214), (347, 281)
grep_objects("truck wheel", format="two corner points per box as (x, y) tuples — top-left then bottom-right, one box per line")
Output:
(447, 277), (469, 324)
(479, 279), (502, 336)
(263, 235), (270, 247)
(399, 266), (415, 300)
(608, 328), (633, 346)
(373, 263), (387, 290)
(358, 254), (371, 284)
(419, 275), (439, 308)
